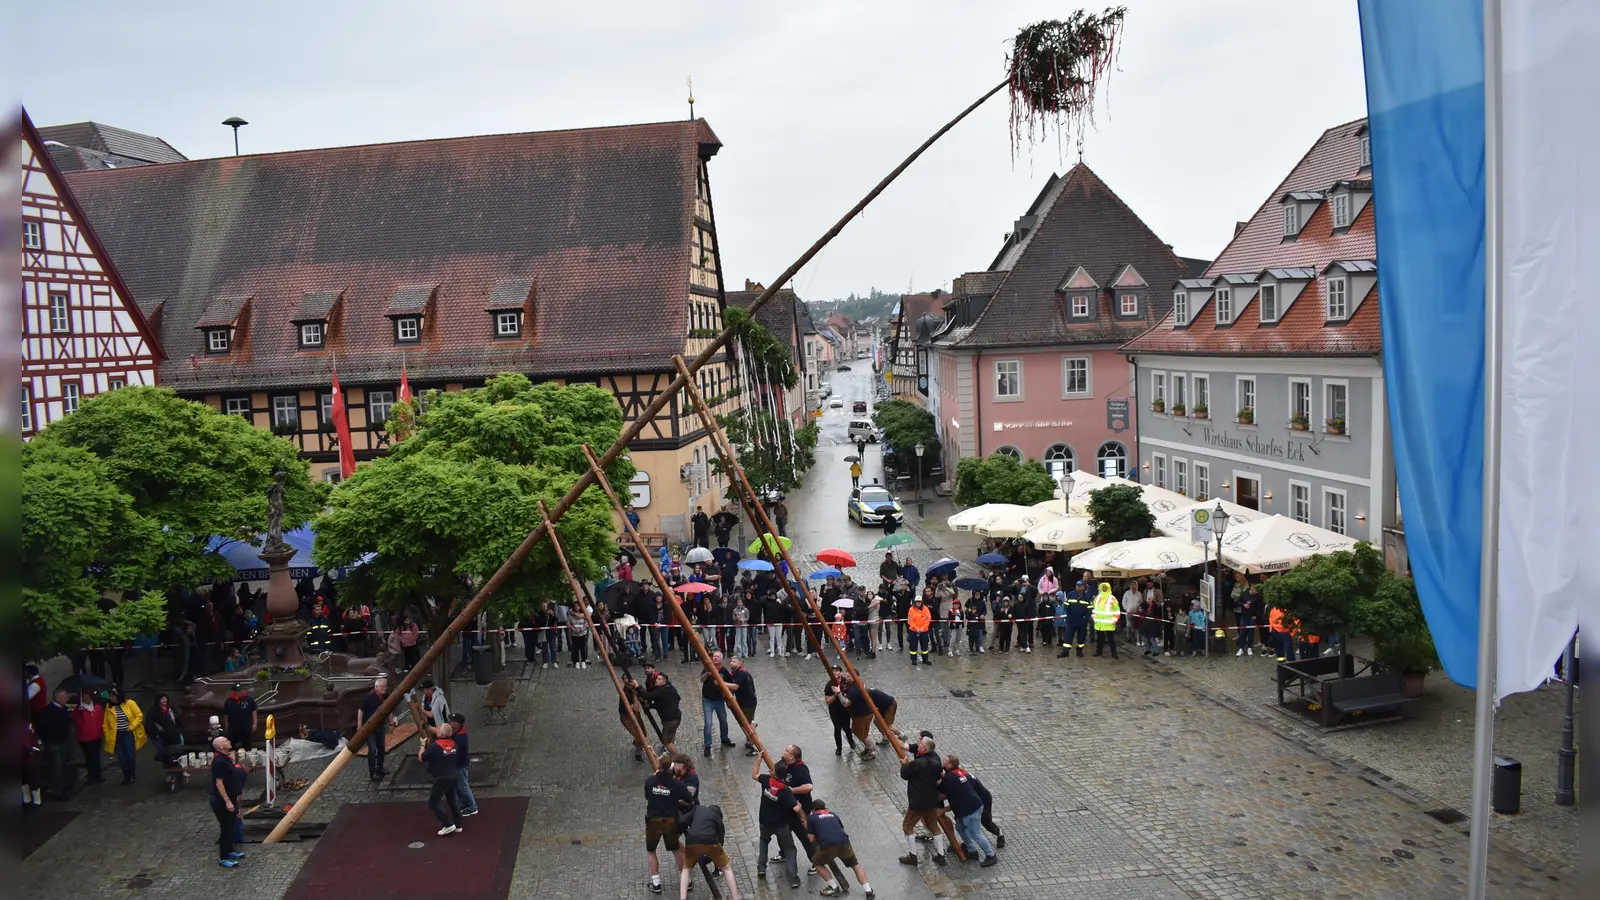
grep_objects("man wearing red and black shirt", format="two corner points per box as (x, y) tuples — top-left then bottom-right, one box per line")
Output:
(753, 757), (803, 888)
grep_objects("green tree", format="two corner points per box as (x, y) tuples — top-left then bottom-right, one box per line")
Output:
(1086, 484), (1156, 543)
(872, 399), (940, 475)
(26, 386), (323, 592)
(312, 375), (625, 660)
(953, 452), (1056, 506)
(953, 456), (986, 507)
(1264, 542), (1440, 672)
(725, 308), (798, 389)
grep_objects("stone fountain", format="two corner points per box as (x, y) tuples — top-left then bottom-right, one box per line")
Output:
(182, 468), (387, 740)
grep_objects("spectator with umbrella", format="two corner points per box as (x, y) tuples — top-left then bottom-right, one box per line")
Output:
(963, 590), (988, 654)
(711, 508), (739, 548)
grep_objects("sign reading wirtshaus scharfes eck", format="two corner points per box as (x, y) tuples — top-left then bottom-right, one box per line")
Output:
(1201, 427), (1307, 462)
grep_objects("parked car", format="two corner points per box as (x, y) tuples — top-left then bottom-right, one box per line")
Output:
(847, 485), (902, 525)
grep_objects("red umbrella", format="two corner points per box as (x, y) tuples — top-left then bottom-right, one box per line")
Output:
(816, 549), (856, 568)
(675, 582), (716, 594)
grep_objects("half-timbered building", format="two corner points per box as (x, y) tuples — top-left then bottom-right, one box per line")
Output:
(63, 118), (740, 538)
(20, 111), (163, 437)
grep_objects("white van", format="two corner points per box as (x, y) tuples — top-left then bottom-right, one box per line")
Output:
(847, 420), (878, 443)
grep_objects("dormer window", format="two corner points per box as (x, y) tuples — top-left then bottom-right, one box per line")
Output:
(206, 328), (231, 353)
(1215, 287), (1232, 324)
(1359, 133), (1371, 168)
(1326, 277), (1349, 320)
(494, 311), (522, 338)
(1118, 293), (1139, 316)
(393, 317), (418, 343)
(1333, 193), (1351, 229)
(1278, 192), (1324, 241)
(1071, 294), (1091, 317)
(299, 322), (324, 348)
(194, 294), (250, 356)
(291, 290), (339, 352)
(1259, 283), (1279, 323)
(1173, 292), (1188, 325)
(1282, 205), (1298, 236)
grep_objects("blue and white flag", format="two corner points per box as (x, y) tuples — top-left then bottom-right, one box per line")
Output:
(1359, 0), (1594, 698)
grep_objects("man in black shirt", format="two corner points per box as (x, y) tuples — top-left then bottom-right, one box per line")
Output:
(753, 758), (803, 889)
(898, 735), (948, 865)
(711, 510), (738, 548)
(699, 651), (736, 758)
(37, 688), (75, 799)
(420, 723), (463, 836)
(209, 736), (246, 868)
(939, 754), (997, 866)
(691, 509), (711, 549)
(806, 798), (875, 899)
(643, 759), (694, 894)
(679, 803), (740, 900)
(642, 671), (683, 752)
(222, 684), (257, 751)
(842, 680), (898, 760)
(778, 744), (817, 873)
(356, 677), (396, 782)
(728, 658), (758, 757)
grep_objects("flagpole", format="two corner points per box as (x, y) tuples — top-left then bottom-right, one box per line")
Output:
(1466, 1), (1506, 896)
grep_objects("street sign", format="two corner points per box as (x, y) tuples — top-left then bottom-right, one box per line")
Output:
(1106, 398), (1130, 433)
(1190, 507), (1214, 544)
(1199, 573), (1216, 617)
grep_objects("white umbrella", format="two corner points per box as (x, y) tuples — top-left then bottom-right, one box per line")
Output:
(1021, 517), (1095, 552)
(831, 597), (855, 608)
(1153, 499), (1266, 541)
(684, 546), (714, 564)
(1134, 483), (1194, 516)
(947, 503), (1034, 532)
(1069, 537), (1207, 577)
(1216, 514), (1358, 574)
(973, 506), (1064, 538)
(1050, 469), (1109, 499)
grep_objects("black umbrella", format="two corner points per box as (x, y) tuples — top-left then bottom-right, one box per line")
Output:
(60, 672), (110, 694)
(953, 577), (990, 592)
(712, 547), (742, 565)
(599, 580), (637, 614)
(843, 455), (861, 463)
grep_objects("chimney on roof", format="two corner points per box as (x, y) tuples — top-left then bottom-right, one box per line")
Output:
(1234, 221), (1248, 237)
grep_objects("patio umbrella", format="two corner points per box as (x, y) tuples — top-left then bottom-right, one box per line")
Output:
(947, 503), (1034, 532)
(712, 547), (742, 565)
(953, 576), (989, 592)
(1133, 483), (1194, 516)
(925, 557), (960, 577)
(1153, 499), (1265, 542)
(1051, 469), (1109, 499)
(1021, 517), (1095, 552)
(816, 549), (857, 567)
(808, 568), (844, 581)
(1069, 537), (1206, 577)
(831, 598), (856, 608)
(738, 559), (775, 572)
(1029, 496), (1087, 517)
(684, 546), (715, 564)
(675, 582), (717, 594)
(874, 533), (916, 549)
(973, 506), (1063, 538)
(976, 552), (1009, 567)
(1215, 514), (1357, 574)
(59, 672), (110, 694)
(748, 535), (793, 556)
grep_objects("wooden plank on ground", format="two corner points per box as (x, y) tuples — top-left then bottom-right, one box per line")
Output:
(354, 721), (418, 756)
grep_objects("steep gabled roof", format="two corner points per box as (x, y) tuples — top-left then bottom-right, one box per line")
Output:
(1123, 118), (1380, 357)
(65, 119), (723, 391)
(952, 164), (1191, 349)
(37, 121), (187, 168)
(726, 288), (803, 361)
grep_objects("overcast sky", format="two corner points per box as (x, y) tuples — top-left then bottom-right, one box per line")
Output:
(21, 1), (1368, 303)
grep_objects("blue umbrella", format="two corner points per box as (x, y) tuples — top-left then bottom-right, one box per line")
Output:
(926, 557), (960, 577)
(954, 576), (990, 592)
(808, 568), (843, 581)
(712, 547), (743, 564)
(738, 559), (775, 572)
(976, 552), (1009, 567)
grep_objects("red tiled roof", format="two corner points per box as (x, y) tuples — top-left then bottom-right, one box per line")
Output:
(64, 119), (723, 392)
(1122, 119), (1380, 357)
(952, 164), (1192, 349)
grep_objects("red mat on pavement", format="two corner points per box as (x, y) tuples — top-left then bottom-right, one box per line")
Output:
(284, 797), (527, 900)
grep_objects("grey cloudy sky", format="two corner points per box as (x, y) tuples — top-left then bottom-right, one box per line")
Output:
(21, 1), (1367, 304)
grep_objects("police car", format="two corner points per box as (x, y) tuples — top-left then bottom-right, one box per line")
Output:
(847, 484), (903, 525)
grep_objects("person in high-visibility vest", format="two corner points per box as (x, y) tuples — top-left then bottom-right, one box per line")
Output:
(1091, 582), (1121, 659)
(1268, 606), (1294, 662)
(906, 595), (933, 666)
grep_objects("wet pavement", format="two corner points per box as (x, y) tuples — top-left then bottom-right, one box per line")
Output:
(11, 365), (1577, 900)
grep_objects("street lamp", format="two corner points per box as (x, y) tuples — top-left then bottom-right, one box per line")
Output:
(222, 116), (248, 155)
(1057, 472), (1076, 505)
(914, 442), (925, 517)
(1209, 501), (1230, 657)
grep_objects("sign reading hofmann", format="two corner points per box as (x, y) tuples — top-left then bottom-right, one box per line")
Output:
(1201, 427), (1307, 462)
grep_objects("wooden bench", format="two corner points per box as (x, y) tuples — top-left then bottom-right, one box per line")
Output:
(1276, 654), (1359, 706)
(482, 677), (514, 725)
(1319, 671), (1416, 728)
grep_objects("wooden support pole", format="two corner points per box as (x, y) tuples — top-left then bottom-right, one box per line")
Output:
(673, 356), (909, 764)
(540, 501), (658, 769)
(264, 80), (1006, 843)
(582, 445), (774, 771)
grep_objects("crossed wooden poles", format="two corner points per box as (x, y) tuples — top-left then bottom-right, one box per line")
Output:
(264, 81), (1007, 844)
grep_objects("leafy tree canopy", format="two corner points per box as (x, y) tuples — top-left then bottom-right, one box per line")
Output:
(1262, 542), (1439, 672)
(1086, 483), (1156, 543)
(314, 375), (625, 632)
(953, 452), (1057, 507)
(714, 409), (817, 497)
(725, 308), (797, 390)
(872, 400), (940, 475)
(810, 287), (900, 321)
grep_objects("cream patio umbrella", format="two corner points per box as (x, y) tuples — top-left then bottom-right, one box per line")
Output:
(1153, 499), (1266, 541)
(1034, 472), (1130, 516)
(1134, 483), (1194, 516)
(973, 505), (1065, 538)
(1069, 536), (1208, 577)
(1021, 516), (1095, 552)
(947, 503), (1034, 533)
(1215, 514), (1358, 574)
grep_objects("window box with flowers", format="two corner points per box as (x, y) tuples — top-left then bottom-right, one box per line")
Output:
(1170, 403), (1186, 417)
(1151, 399), (1165, 414)
(1290, 414), (1310, 431)
(1325, 418), (1347, 436)
(1236, 407), (1254, 425)
(1192, 404), (1208, 420)
(271, 419), (300, 437)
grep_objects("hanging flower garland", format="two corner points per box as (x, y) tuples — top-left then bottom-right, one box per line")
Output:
(1007, 7), (1127, 154)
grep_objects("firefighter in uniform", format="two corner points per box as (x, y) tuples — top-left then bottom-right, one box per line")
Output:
(1091, 582), (1121, 659)
(1059, 580), (1094, 657)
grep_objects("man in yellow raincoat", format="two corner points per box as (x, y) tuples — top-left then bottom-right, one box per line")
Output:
(1091, 582), (1121, 659)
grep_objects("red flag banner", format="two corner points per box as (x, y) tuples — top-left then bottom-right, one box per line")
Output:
(331, 369), (356, 479)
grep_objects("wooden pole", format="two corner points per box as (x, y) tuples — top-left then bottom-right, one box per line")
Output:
(540, 501), (659, 768)
(673, 356), (908, 764)
(582, 445), (774, 771)
(264, 79), (1007, 843)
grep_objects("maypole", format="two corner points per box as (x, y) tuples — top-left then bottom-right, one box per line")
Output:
(265, 7), (1127, 841)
